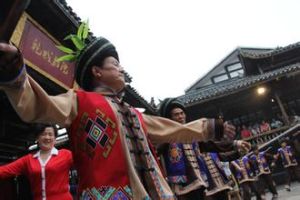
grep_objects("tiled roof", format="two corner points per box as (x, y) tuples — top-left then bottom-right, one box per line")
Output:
(125, 85), (156, 114)
(178, 63), (300, 105)
(239, 42), (300, 59)
(54, 0), (82, 24)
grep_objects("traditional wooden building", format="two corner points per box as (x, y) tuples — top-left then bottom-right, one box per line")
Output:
(177, 42), (300, 184)
(174, 42), (300, 186)
(179, 43), (300, 127)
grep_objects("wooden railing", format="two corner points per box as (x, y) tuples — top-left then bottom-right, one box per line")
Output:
(244, 123), (300, 148)
(244, 126), (288, 146)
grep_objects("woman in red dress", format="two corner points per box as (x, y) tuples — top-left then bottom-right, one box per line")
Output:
(0, 123), (73, 200)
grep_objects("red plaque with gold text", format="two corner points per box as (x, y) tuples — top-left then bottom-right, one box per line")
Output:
(19, 20), (75, 89)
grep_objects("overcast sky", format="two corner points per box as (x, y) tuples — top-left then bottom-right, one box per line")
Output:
(66, 0), (300, 103)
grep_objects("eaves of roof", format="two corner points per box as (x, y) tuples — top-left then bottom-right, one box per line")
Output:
(125, 85), (156, 114)
(239, 42), (300, 59)
(178, 63), (300, 106)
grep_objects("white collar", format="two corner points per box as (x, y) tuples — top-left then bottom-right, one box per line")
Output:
(33, 147), (58, 158)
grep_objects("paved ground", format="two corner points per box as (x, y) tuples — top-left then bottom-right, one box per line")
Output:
(264, 182), (300, 200)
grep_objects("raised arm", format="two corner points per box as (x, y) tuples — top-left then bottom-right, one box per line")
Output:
(231, 161), (242, 171)
(143, 114), (219, 144)
(0, 43), (77, 127)
(198, 140), (239, 153)
(0, 156), (28, 179)
(218, 151), (241, 162)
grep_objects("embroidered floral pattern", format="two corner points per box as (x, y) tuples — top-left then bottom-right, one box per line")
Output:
(80, 186), (132, 200)
(168, 175), (187, 183)
(168, 144), (183, 163)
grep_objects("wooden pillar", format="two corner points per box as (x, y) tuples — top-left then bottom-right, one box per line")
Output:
(274, 92), (290, 125)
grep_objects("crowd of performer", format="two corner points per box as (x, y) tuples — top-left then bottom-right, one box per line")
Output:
(0, 22), (300, 199)
(0, 96), (299, 199)
(155, 98), (300, 200)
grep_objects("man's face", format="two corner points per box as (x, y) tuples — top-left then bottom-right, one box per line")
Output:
(96, 56), (125, 92)
(170, 107), (186, 124)
(281, 142), (287, 148)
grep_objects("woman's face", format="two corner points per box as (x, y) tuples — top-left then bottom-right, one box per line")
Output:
(37, 127), (56, 151)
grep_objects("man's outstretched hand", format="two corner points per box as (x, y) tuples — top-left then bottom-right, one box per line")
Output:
(0, 42), (24, 82)
(223, 121), (236, 139)
(236, 140), (251, 153)
(0, 42), (19, 69)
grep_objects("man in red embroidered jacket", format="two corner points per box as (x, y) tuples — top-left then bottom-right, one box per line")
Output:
(0, 37), (248, 199)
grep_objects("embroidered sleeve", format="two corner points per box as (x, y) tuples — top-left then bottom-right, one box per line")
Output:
(142, 114), (215, 145)
(231, 161), (241, 171)
(198, 140), (235, 153)
(0, 64), (26, 88)
(213, 118), (224, 140)
(0, 156), (28, 179)
(218, 151), (240, 162)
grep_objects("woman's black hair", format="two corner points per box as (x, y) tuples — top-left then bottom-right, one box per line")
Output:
(32, 123), (58, 138)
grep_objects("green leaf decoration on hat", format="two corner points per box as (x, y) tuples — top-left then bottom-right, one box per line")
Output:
(56, 20), (89, 62)
(56, 45), (74, 54)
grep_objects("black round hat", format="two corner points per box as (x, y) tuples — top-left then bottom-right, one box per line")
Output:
(158, 98), (186, 118)
(76, 37), (119, 90)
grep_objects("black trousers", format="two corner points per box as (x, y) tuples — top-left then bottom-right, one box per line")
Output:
(258, 173), (278, 195)
(177, 187), (205, 200)
(241, 181), (262, 200)
(285, 166), (300, 186)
